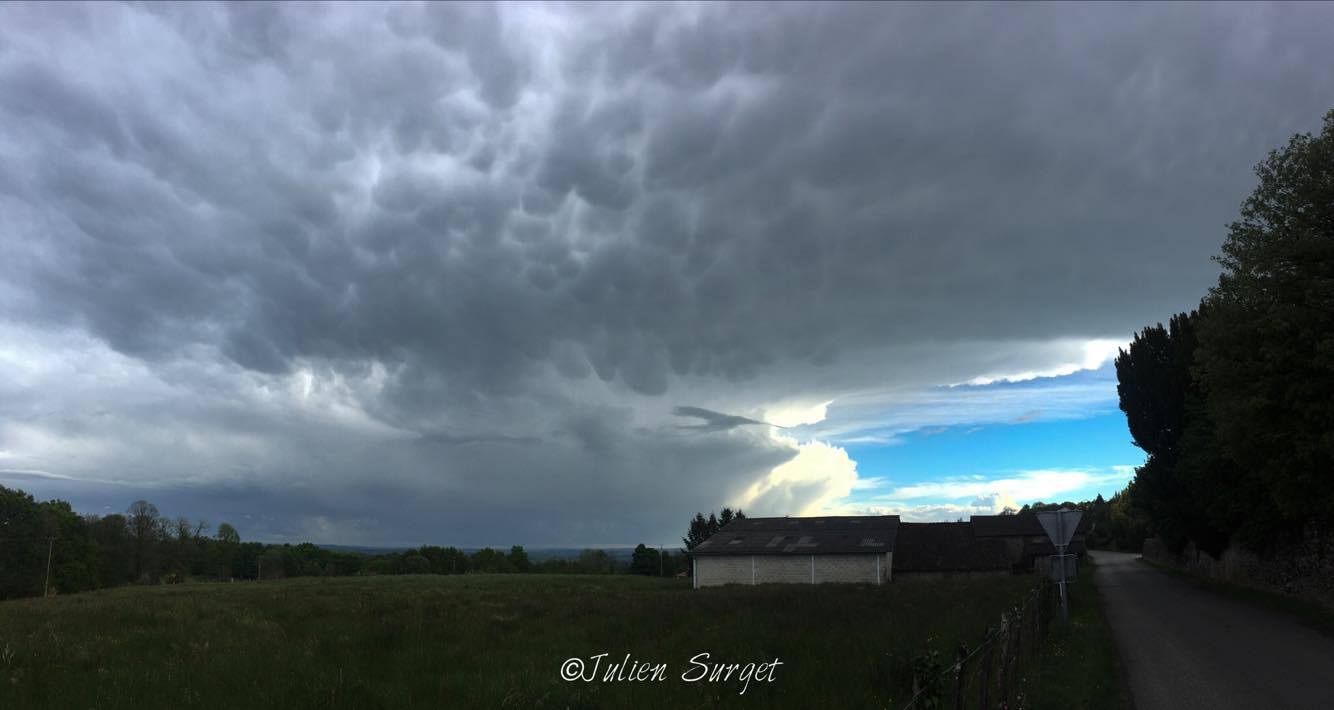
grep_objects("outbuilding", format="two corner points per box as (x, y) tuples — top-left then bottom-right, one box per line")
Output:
(891, 522), (1014, 579)
(970, 512), (1089, 573)
(690, 515), (899, 587)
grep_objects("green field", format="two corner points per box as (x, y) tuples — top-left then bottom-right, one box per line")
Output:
(0, 573), (1038, 709)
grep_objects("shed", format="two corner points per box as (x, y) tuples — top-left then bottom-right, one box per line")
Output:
(892, 522), (1014, 579)
(690, 515), (899, 587)
(971, 512), (1089, 571)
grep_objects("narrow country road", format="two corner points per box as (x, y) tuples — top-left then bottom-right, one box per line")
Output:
(1091, 550), (1334, 710)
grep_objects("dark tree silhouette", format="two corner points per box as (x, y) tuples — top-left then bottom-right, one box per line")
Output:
(682, 507), (745, 551)
(1117, 109), (1334, 554)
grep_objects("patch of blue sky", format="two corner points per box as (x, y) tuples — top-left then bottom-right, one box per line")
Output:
(811, 364), (1142, 515)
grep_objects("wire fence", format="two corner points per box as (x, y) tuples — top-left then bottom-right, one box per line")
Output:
(899, 578), (1057, 710)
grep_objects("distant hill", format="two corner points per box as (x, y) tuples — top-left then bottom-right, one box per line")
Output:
(317, 544), (639, 561)
(318, 544), (410, 555)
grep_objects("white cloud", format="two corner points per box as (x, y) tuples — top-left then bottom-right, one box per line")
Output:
(959, 339), (1127, 386)
(871, 467), (1134, 512)
(764, 399), (832, 428)
(737, 432), (860, 516)
(822, 467), (1134, 522)
(824, 501), (997, 522)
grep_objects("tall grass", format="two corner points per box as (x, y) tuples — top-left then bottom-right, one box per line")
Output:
(1026, 558), (1132, 710)
(0, 572), (1034, 709)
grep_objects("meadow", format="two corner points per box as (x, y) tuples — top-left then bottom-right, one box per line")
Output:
(0, 572), (1036, 709)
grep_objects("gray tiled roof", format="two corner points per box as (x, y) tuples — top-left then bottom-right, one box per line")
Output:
(690, 515), (900, 556)
(892, 522), (1015, 572)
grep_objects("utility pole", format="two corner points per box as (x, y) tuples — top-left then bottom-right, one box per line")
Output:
(658, 545), (663, 577)
(43, 537), (54, 597)
(258, 555), (263, 582)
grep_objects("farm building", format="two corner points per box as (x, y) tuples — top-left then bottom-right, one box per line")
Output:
(970, 512), (1089, 573)
(690, 515), (899, 587)
(891, 522), (1014, 579)
(690, 511), (1088, 587)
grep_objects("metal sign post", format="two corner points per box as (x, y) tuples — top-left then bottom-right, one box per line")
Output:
(1036, 508), (1082, 623)
(1057, 546), (1068, 623)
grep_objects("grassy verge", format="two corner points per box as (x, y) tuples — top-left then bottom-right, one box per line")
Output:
(1025, 558), (1132, 710)
(1138, 558), (1334, 639)
(0, 572), (1036, 709)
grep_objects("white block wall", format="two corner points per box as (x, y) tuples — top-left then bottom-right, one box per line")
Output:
(694, 552), (892, 587)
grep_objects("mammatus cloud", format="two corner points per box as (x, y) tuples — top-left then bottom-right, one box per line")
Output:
(1, 3), (1331, 543)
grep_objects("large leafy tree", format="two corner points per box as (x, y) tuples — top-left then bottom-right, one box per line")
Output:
(629, 543), (660, 576)
(1114, 312), (1219, 551)
(1115, 312), (1199, 464)
(1118, 110), (1334, 554)
(126, 500), (161, 581)
(1197, 110), (1334, 531)
(215, 522), (241, 544)
(506, 545), (531, 573)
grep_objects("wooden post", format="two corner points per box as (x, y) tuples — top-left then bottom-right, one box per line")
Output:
(1026, 592), (1035, 661)
(1032, 590), (1041, 660)
(1024, 589), (1035, 656)
(1013, 606), (1023, 687)
(43, 537), (54, 597)
(954, 644), (967, 710)
(999, 613), (1010, 706)
(979, 630), (993, 710)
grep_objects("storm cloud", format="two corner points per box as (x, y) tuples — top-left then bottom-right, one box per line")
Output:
(1, 2), (1331, 544)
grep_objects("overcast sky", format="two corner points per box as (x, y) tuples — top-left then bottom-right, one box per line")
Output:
(2, 2), (1332, 546)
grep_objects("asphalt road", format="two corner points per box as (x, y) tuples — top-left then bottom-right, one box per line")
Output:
(1091, 550), (1334, 710)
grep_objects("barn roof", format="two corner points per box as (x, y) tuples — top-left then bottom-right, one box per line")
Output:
(892, 522), (1014, 572)
(690, 515), (900, 556)
(970, 511), (1090, 538)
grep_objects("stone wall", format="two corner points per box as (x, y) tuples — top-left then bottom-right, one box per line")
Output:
(1142, 519), (1334, 607)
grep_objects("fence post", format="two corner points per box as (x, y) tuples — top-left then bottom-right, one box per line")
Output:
(979, 630), (993, 710)
(1028, 591), (1037, 661)
(998, 612), (1010, 706)
(1038, 586), (1047, 654)
(1030, 590), (1040, 662)
(1013, 605), (1023, 680)
(954, 644), (967, 710)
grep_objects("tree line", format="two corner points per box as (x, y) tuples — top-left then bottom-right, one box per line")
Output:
(0, 485), (686, 600)
(1113, 109), (1334, 557)
(1018, 493), (1150, 552)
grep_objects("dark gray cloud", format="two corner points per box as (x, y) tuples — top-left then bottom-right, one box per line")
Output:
(672, 406), (777, 432)
(1, 2), (1331, 543)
